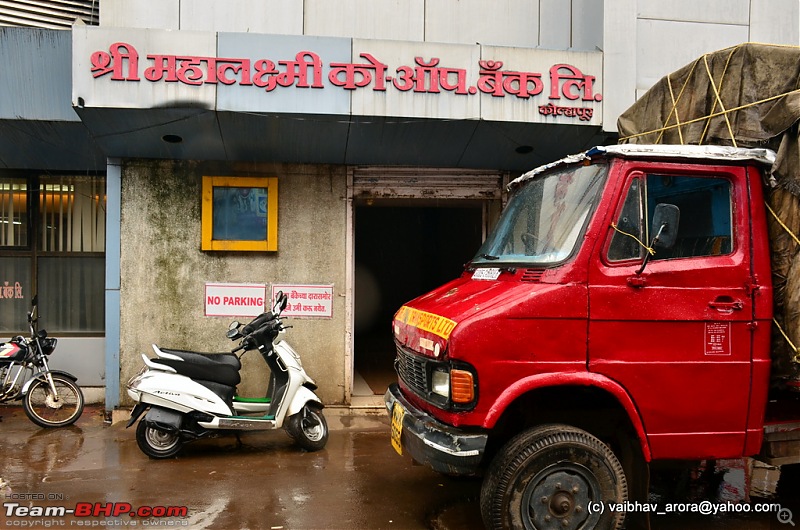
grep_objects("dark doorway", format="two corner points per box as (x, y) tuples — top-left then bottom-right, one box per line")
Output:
(354, 203), (483, 395)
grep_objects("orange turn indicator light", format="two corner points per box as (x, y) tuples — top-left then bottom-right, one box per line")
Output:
(450, 369), (474, 404)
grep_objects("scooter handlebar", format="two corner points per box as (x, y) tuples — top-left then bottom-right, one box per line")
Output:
(232, 318), (285, 353)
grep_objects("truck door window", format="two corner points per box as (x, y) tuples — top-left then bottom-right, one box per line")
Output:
(608, 178), (643, 261)
(646, 175), (732, 260)
(607, 174), (733, 262)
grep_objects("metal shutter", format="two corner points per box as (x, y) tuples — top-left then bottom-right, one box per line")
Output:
(0, 0), (99, 29)
(351, 167), (507, 201)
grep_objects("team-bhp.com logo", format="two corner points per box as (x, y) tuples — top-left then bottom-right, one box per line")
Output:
(4, 502), (189, 526)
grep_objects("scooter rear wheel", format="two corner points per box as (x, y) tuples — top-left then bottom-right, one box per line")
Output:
(136, 420), (183, 459)
(286, 404), (328, 451)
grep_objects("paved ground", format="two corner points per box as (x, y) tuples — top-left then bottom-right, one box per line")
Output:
(1, 404), (798, 529)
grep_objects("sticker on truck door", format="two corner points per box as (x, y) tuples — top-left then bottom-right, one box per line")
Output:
(705, 322), (731, 355)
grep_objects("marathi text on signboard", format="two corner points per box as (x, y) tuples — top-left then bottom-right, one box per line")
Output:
(89, 43), (600, 121)
(272, 284), (334, 319)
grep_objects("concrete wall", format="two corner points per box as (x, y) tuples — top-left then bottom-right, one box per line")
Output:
(118, 160), (348, 405)
(100, 0), (603, 51)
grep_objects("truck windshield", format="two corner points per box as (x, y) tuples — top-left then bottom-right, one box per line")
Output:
(473, 163), (607, 265)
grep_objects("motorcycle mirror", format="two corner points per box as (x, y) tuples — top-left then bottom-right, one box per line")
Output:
(226, 328), (240, 340)
(228, 320), (240, 331)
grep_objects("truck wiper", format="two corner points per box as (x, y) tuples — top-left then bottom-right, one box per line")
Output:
(480, 253), (500, 260)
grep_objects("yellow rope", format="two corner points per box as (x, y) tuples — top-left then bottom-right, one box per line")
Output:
(773, 318), (800, 363)
(702, 54), (737, 147)
(699, 46), (738, 146)
(658, 62), (698, 145)
(611, 223), (655, 255)
(620, 89), (800, 142)
(663, 74), (684, 145)
(766, 203), (800, 363)
(766, 202), (800, 246)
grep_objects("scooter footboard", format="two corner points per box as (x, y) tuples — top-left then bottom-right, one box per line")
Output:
(144, 407), (183, 434)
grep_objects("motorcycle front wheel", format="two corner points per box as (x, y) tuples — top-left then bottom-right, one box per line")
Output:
(136, 420), (183, 459)
(23, 375), (85, 428)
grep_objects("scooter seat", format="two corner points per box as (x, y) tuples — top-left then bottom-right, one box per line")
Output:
(158, 348), (242, 370)
(150, 354), (241, 387)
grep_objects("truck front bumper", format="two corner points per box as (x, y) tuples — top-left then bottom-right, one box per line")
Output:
(384, 383), (488, 476)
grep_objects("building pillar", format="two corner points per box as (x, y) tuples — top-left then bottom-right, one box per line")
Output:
(104, 158), (121, 414)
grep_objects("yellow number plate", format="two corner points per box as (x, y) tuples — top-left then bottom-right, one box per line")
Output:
(390, 401), (405, 456)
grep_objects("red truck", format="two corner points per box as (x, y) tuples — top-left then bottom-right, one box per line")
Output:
(384, 144), (800, 529)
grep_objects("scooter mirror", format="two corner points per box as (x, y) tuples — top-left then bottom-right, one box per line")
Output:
(274, 291), (288, 312)
(278, 293), (288, 312)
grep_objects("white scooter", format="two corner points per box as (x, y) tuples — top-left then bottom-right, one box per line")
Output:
(126, 291), (328, 458)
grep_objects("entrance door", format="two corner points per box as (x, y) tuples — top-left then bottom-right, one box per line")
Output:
(349, 168), (506, 397)
(354, 204), (482, 395)
(588, 164), (755, 459)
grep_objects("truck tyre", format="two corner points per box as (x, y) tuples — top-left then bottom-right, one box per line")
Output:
(480, 424), (627, 530)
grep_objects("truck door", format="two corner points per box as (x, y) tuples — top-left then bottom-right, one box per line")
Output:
(588, 161), (754, 460)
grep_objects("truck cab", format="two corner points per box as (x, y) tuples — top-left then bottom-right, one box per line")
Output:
(385, 144), (798, 529)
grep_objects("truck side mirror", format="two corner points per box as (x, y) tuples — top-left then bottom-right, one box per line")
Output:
(636, 203), (680, 275)
(651, 203), (680, 250)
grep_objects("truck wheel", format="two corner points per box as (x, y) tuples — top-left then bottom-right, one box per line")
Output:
(480, 424), (627, 530)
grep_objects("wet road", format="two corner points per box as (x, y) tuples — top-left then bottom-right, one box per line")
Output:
(1, 404), (798, 529)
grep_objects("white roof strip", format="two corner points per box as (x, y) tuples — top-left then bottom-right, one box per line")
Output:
(509, 144), (777, 190)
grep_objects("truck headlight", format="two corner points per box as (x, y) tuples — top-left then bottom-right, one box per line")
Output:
(431, 368), (450, 398)
(431, 367), (476, 404)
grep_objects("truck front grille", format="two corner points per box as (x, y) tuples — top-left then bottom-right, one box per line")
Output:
(395, 344), (429, 397)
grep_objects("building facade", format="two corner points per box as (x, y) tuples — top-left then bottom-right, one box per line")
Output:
(1, 0), (798, 411)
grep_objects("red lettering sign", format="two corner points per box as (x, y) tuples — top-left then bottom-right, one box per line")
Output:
(88, 43), (601, 120)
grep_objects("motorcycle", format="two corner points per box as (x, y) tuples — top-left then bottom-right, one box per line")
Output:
(126, 291), (328, 458)
(0, 295), (85, 427)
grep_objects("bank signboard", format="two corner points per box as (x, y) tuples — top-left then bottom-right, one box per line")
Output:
(73, 27), (602, 126)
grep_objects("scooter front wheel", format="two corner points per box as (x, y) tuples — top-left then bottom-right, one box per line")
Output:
(136, 420), (183, 459)
(286, 404), (328, 451)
